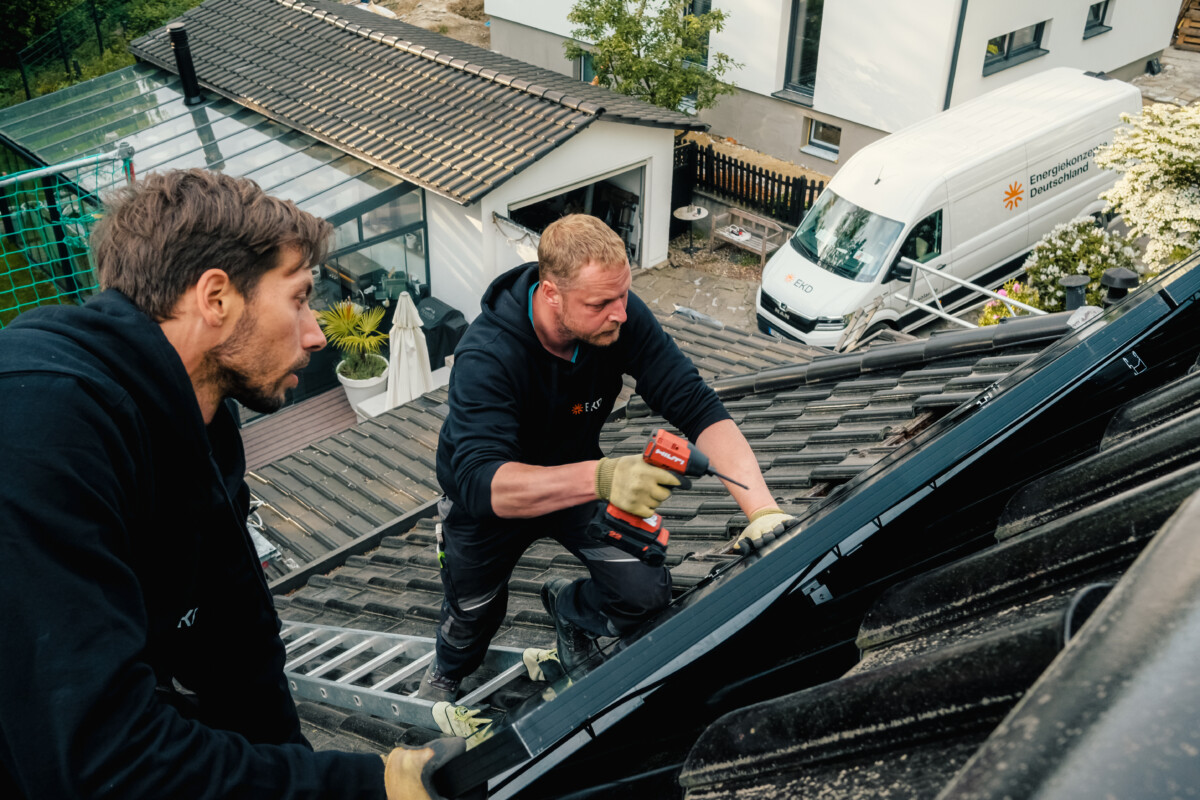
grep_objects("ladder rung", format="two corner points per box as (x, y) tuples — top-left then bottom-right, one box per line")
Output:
(459, 660), (528, 706)
(372, 651), (434, 692)
(337, 641), (413, 685)
(282, 628), (324, 653)
(285, 633), (348, 671)
(305, 636), (379, 679)
(280, 620), (536, 733)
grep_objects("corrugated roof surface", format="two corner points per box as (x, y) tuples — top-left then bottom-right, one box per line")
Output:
(681, 356), (1200, 800)
(262, 314), (1077, 757)
(251, 314), (821, 584)
(130, 0), (704, 205)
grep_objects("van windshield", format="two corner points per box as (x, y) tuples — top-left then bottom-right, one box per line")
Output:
(790, 190), (905, 282)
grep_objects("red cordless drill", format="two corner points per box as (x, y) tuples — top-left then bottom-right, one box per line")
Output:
(589, 429), (748, 566)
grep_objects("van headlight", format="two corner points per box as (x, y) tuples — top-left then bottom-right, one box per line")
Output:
(814, 316), (848, 331)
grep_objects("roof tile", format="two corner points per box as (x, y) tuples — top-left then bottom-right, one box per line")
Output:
(130, 0), (701, 205)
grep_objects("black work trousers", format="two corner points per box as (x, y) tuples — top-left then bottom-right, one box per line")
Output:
(433, 497), (672, 682)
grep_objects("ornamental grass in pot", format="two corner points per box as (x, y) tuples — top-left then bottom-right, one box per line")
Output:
(316, 300), (390, 408)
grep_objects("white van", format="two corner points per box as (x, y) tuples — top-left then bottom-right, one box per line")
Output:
(756, 68), (1142, 347)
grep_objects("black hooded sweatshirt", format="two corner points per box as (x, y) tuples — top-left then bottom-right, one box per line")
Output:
(0, 291), (384, 799)
(436, 263), (730, 525)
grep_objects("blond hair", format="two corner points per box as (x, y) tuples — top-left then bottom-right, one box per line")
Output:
(537, 214), (628, 288)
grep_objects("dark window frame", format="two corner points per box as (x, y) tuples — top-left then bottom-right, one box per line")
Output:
(1084, 1), (1112, 39)
(983, 21), (1048, 76)
(782, 0), (824, 98)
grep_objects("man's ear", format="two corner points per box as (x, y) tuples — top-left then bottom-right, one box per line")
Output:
(194, 268), (242, 327)
(541, 278), (563, 309)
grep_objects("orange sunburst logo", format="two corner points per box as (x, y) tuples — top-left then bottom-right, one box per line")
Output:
(571, 403), (584, 415)
(785, 274), (794, 282)
(1003, 181), (1024, 210)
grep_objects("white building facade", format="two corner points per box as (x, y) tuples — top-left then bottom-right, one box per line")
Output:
(485, 0), (1179, 175)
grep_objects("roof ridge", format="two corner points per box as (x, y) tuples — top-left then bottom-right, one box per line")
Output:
(276, 0), (607, 117)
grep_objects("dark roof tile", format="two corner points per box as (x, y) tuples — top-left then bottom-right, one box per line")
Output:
(131, 0), (701, 204)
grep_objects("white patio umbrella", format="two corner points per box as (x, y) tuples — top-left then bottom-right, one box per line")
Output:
(384, 292), (433, 411)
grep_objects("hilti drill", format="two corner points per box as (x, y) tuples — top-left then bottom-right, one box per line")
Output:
(589, 429), (748, 566)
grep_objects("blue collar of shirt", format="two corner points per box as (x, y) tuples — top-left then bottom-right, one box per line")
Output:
(529, 280), (578, 363)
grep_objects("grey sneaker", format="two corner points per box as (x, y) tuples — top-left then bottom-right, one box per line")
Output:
(540, 578), (602, 675)
(414, 659), (460, 703)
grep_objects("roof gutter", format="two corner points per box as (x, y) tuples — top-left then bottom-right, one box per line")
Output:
(944, 0), (969, 110)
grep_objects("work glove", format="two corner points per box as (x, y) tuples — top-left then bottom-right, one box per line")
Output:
(732, 508), (795, 555)
(432, 701), (494, 742)
(382, 737), (464, 800)
(595, 455), (682, 519)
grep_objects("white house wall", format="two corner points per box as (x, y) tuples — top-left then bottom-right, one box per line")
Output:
(485, 0), (573, 38)
(949, 0), (1178, 105)
(481, 120), (673, 276)
(488, 17), (576, 76)
(424, 121), (675, 322)
(707, 2), (792, 97)
(425, 192), (487, 320)
(811, 0), (961, 133)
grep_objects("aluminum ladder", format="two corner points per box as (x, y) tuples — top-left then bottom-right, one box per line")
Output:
(280, 620), (540, 729)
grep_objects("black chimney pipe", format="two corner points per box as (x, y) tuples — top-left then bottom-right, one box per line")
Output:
(168, 23), (205, 106)
(1060, 274), (1090, 312)
(1101, 267), (1139, 307)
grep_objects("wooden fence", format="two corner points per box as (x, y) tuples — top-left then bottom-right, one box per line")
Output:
(673, 142), (824, 228)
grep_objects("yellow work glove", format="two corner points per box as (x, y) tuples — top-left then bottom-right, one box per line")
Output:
(382, 737), (464, 800)
(595, 455), (681, 519)
(733, 508), (795, 555)
(432, 701), (494, 743)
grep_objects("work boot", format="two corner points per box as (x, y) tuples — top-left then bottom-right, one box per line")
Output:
(414, 658), (459, 703)
(540, 577), (602, 675)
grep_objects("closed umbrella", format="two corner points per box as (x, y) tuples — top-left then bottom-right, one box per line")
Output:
(384, 292), (433, 410)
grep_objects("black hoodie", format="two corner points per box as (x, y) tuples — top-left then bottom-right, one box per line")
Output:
(436, 264), (730, 523)
(0, 291), (384, 799)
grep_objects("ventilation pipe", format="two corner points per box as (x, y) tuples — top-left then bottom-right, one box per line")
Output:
(168, 23), (205, 106)
(1060, 275), (1090, 311)
(1101, 267), (1139, 307)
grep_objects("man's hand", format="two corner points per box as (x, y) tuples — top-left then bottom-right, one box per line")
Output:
(596, 455), (681, 518)
(733, 508), (795, 555)
(383, 738), (465, 800)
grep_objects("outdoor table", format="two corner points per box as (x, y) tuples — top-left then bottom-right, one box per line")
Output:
(673, 204), (709, 255)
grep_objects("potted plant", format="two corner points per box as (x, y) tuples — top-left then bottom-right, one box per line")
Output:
(316, 300), (390, 410)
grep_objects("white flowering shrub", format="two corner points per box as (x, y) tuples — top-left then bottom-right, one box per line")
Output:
(1096, 103), (1200, 271)
(1021, 219), (1139, 313)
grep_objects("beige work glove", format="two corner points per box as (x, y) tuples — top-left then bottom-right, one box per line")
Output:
(432, 701), (494, 743)
(382, 737), (465, 800)
(595, 455), (681, 519)
(733, 508), (795, 555)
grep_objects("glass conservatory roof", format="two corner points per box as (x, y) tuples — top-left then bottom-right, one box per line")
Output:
(0, 63), (405, 219)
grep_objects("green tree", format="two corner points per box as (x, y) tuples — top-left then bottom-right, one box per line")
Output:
(0, 0), (78, 70)
(564, 0), (740, 113)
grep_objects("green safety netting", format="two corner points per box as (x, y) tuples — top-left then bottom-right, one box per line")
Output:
(0, 145), (133, 328)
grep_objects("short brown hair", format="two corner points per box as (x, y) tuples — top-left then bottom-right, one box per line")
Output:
(92, 169), (332, 321)
(537, 214), (628, 288)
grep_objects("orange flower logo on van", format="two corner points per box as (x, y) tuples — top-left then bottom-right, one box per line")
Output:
(1003, 181), (1024, 210)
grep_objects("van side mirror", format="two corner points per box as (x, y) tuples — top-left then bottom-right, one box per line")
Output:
(888, 256), (917, 283)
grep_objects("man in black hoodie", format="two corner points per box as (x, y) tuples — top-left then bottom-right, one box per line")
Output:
(424, 214), (792, 701)
(0, 169), (457, 799)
